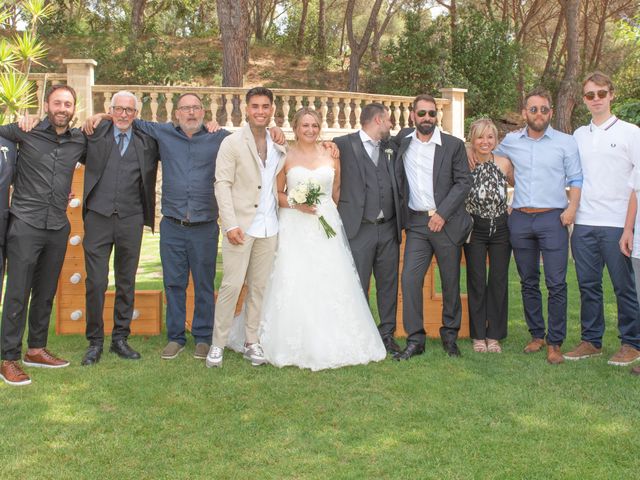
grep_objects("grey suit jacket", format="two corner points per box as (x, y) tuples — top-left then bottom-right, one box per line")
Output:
(0, 136), (16, 247)
(394, 127), (472, 245)
(333, 131), (402, 241)
(83, 121), (160, 231)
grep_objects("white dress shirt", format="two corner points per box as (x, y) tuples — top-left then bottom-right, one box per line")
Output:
(246, 133), (280, 238)
(403, 127), (441, 211)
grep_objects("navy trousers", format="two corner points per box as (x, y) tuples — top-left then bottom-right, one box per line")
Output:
(160, 217), (219, 345)
(571, 224), (640, 349)
(508, 209), (568, 345)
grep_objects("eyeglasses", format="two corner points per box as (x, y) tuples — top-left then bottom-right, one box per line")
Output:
(583, 90), (609, 101)
(177, 105), (203, 113)
(415, 109), (437, 118)
(527, 106), (551, 115)
(111, 106), (136, 116)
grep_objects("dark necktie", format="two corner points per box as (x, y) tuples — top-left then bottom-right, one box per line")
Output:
(117, 133), (127, 156)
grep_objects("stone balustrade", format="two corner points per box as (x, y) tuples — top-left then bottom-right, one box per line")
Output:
(27, 59), (467, 140)
(91, 85), (455, 139)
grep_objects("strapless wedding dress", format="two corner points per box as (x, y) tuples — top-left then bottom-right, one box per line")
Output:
(257, 165), (386, 371)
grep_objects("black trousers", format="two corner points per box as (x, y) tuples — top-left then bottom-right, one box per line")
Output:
(83, 211), (144, 345)
(1, 216), (69, 360)
(401, 213), (463, 347)
(463, 214), (511, 340)
(349, 220), (399, 338)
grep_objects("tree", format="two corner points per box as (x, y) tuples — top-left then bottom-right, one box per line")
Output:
(345, 0), (405, 91)
(555, 0), (580, 133)
(217, 0), (250, 86)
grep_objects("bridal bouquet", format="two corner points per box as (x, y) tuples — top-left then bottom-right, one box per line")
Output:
(287, 179), (336, 238)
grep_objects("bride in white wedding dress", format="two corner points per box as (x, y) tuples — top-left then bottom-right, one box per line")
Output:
(255, 107), (386, 371)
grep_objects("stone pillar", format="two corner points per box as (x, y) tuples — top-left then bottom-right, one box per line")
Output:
(63, 59), (97, 123)
(439, 87), (467, 140)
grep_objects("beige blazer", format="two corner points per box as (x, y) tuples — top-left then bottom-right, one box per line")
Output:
(215, 124), (287, 232)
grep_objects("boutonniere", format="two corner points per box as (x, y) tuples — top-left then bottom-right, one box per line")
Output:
(0, 146), (8, 162)
(384, 147), (393, 162)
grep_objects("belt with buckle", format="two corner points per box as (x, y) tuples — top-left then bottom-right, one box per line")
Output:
(165, 216), (213, 227)
(409, 208), (437, 216)
(516, 207), (555, 214)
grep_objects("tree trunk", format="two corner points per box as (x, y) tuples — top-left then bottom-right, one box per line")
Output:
(297, 0), (310, 52)
(131, 0), (147, 37)
(541, 5), (565, 83)
(317, 0), (326, 59)
(345, 0), (384, 91)
(218, 0), (249, 87)
(555, 0), (580, 133)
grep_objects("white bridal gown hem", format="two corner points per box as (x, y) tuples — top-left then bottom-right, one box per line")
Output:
(227, 165), (386, 371)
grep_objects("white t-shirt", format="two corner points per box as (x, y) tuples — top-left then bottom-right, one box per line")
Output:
(574, 116), (640, 227)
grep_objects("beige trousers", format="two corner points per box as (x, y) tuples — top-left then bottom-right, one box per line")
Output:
(212, 234), (277, 348)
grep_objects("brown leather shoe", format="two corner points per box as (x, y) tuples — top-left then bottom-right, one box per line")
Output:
(563, 341), (602, 361)
(0, 360), (31, 386)
(524, 338), (545, 353)
(631, 366), (640, 376)
(547, 345), (564, 364)
(23, 348), (70, 368)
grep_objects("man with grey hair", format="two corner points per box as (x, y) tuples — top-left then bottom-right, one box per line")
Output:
(81, 90), (160, 365)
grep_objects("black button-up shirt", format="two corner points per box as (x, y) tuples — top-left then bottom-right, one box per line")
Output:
(0, 118), (86, 230)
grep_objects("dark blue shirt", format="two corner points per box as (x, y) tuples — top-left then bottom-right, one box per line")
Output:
(134, 120), (230, 222)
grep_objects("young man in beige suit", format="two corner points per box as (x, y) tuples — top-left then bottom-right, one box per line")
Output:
(207, 87), (287, 367)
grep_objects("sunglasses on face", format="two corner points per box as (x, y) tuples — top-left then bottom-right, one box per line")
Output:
(415, 109), (437, 118)
(527, 106), (551, 115)
(583, 90), (609, 101)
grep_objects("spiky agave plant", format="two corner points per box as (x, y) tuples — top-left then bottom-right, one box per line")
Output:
(0, 0), (54, 124)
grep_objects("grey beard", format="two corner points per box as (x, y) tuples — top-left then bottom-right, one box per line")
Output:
(416, 122), (436, 135)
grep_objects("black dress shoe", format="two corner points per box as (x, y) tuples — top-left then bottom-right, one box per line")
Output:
(393, 343), (425, 361)
(109, 339), (141, 360)
(81, 345), (103, 366)
(382, 336), (402, 354)
(443, 341), (461, 357)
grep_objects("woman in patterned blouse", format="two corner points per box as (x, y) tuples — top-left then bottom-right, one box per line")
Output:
(464, 119), (514, 353)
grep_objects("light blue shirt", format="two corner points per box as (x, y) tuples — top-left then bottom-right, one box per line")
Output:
(494, 125), (582, 209)
(113, 127), (132, 154)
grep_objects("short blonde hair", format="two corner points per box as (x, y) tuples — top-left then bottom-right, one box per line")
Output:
(468, 118), (498, 144)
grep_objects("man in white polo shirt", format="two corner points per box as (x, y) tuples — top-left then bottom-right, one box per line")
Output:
(565, 71), (640, 366)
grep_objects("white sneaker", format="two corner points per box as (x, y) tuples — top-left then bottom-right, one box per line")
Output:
(244, 343), (267, 366)
(205, 346), (224, 368)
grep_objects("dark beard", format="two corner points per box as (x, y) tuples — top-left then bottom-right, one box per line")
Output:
(416, 122), (436, 136)
(48, 111), (71, 128)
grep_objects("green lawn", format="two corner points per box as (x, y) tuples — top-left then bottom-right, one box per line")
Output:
(0, 233), (638, 479)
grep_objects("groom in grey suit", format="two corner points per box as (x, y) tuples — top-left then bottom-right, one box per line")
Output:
(393, 94), (472, 359)
(333, 103), (403, 354)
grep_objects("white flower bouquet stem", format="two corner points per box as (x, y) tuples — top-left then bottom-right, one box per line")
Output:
(287, 179), (337, 238)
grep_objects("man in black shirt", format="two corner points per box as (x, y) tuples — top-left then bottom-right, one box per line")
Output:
(0, 85), (86, 386)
